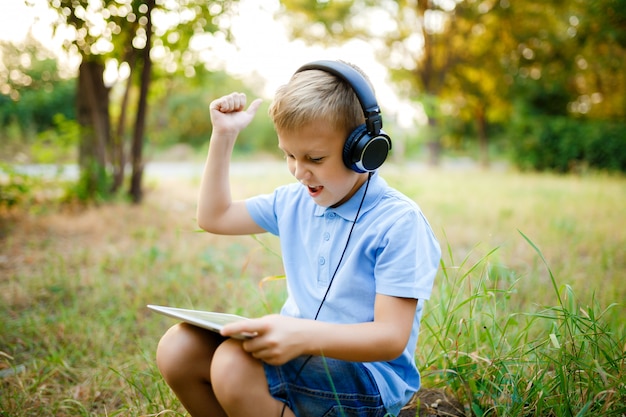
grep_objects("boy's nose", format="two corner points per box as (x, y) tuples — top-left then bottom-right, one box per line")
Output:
(294, 162), (311, 183)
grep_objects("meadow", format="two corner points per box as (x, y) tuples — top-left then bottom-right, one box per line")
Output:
(1, 161), (624, 416)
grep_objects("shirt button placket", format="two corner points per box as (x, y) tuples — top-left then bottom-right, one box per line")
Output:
(317, 211), (336, 285)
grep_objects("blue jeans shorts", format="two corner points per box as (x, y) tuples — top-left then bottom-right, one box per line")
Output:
(263, 355), (389, 417)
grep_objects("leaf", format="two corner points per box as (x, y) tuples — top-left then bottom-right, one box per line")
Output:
(549, 333), (561, 349)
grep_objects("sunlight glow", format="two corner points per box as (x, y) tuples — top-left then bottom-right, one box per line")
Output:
(0, 0), (417, 127)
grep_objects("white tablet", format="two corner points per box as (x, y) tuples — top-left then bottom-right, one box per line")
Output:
(147, 305), (255, 340)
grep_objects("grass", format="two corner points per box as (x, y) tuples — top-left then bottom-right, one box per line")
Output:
(1, 162), (624, 416)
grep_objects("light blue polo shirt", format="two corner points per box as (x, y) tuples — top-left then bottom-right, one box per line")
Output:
(245, 172), (441, 415)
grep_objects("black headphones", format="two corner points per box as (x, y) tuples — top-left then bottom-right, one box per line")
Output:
(295, 60), (392, 173)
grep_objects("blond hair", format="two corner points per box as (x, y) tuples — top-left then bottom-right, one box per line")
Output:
(269, 63), (373, 136)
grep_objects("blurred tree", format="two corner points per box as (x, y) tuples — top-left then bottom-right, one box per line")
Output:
(147, 64), (279, 157)
(505, 0), (579, 117)
(278, 0), (626, 168)
(279, 0), (482, 164)
(0, 36), (75, 138)
(148, 69), (253, 148)
(434, 1), (514, 167)
(569, 0), (626, 120)
(41, 0), (238, 203)
(279, 0), (516, 165)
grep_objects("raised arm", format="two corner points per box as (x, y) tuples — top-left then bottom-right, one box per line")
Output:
(197, 93), (265, 235)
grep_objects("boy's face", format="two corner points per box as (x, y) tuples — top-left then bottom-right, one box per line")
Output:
(278, 121), (368, 208)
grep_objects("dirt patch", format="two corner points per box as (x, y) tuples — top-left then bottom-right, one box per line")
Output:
(399, 388), (466, 417)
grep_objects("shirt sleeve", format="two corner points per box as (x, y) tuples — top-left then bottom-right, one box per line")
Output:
(245, 190), (280, 236)
(374, 208), (440, 300)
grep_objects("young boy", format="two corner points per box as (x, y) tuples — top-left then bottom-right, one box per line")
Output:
(156, 60), (441, 417)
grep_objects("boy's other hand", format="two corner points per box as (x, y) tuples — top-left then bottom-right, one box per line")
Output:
(221, 314), (306, 366)
(209, 92), (263, 136)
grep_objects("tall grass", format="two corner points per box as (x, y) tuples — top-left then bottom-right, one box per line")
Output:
(418, 231), (625, 416)
(1, 164), (624, 416)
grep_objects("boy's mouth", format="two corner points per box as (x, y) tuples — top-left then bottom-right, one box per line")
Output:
(307, 185), (323, 197)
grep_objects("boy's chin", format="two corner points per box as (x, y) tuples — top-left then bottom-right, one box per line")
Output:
(310, 191), (349, 208)
(311, 197), (336, 208)
(312, 199), (332, 208)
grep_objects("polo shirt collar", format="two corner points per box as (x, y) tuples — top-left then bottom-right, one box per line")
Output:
(313, 171), (386, 220)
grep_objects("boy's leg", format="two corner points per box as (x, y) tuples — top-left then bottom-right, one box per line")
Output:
(211, 338), (296, 417)
(156, 323), (227, 417)
(157, 323), (295, 417)
(264, 356), (387, 417)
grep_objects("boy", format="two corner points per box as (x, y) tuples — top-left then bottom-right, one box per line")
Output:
(156, 60), (441, 417)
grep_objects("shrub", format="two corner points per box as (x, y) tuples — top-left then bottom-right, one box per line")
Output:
(510, 116), (626, 173)
(0, 163), (36, 209)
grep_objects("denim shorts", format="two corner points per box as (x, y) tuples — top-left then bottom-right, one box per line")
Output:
(263, 355), (388, 417)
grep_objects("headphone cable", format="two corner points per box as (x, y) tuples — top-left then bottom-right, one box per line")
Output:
(279, 172), (372, 417)
(313, 172), (371, 321)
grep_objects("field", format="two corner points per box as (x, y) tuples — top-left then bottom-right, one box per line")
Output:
(1, 161), (625, 416)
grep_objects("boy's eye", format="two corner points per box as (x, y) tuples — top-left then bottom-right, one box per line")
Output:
(309, 156), (324, 163)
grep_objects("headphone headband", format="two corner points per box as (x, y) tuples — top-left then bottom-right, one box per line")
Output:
(295, 60), (383, 136)
(294, 60), (391, 173)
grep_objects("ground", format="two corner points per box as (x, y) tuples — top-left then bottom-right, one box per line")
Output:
(399, 388), (466, 417)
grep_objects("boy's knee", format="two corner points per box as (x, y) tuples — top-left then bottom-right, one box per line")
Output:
(211, 339), (241, 382)
(156, 323), (216, 382)
(156, 323), (186, 378)
(211, 340), (256, 400)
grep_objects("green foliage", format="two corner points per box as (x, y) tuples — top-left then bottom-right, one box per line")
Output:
(0, 163), (36, 209)
(12, 72), (76, 134)
(0, 51), (75, 143)
(39, 0), (243, 203)
(510, 116), (626, 173)
(147, 68), (277, 154)
(420, 234), (626, 416)
(278, 0), (626, 169)
(0, 163), (68, 215)
(520, 232), (626, 416)
(237, 102), (279, 156)
(31, 115), (80, 164)
(149, 87), (214, 147)
(69, 158), (112, 204)
(586, 122), (626, 172)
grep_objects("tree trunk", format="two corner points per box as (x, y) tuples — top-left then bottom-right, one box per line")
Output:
(76, 60), (110, 200)
(476, 105), (489, 168)
(129, 0), (154, 203)
(111, 49), (136, 193)
(426, 116), (441, 166)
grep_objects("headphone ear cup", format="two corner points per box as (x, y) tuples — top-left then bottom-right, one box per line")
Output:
(343, 125), (391, 173)
(343, 125), (368, 173)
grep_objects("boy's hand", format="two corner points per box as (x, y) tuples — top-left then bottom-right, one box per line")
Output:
(221, 315), (306, 365)
(209, 92), (263, 136)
